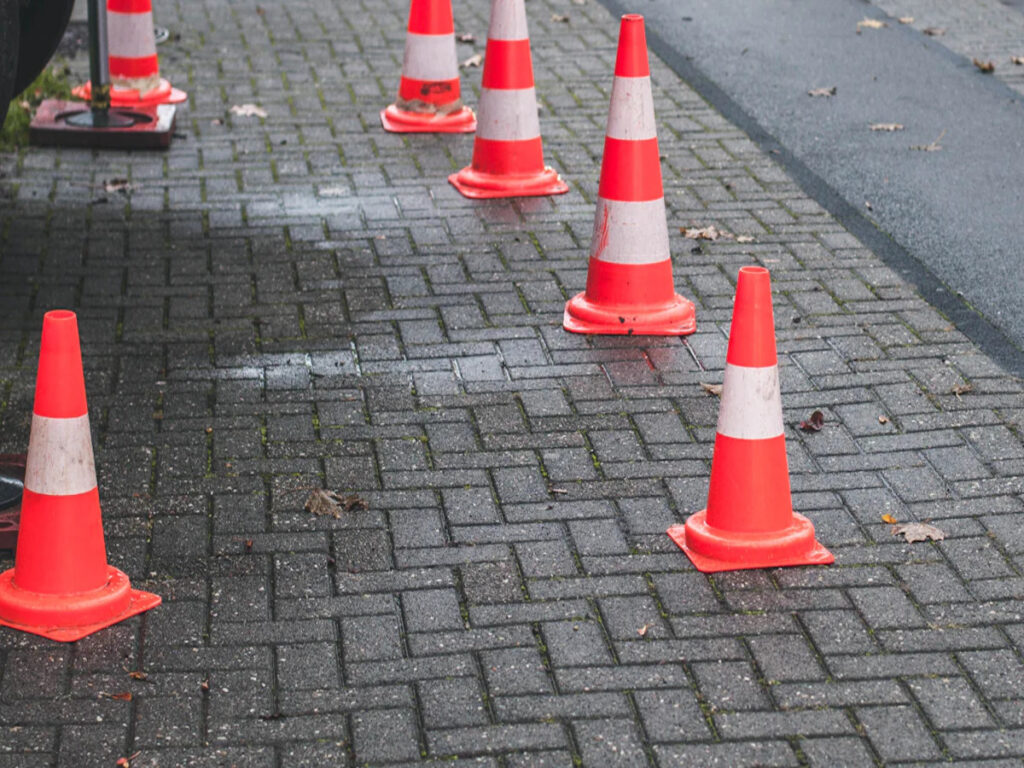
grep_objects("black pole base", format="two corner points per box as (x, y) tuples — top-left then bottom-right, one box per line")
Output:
(29, 100), (176, 149)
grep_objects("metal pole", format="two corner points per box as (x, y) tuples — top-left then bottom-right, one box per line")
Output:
(69, 0), (133, 127)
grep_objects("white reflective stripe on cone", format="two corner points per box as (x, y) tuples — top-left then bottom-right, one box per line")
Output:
(589, 197), (670, 265)
(107, 10), (158, 58)
(716, 363), (785, 441)
(402, 32), (459, 81)
(476, 87), (541, 141)
(24, 413), (98, 496)
(605, 76), (657, 141)
(487, 0), (529, 41)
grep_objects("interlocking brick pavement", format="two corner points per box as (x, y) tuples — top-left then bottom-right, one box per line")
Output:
(1, 0), (1023, 765)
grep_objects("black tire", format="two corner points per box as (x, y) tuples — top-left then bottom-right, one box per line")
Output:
(13, 0), (75, 95)
(0, 0), (18, 128)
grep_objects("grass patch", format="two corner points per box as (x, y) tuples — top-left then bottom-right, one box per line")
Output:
(0, 63), (73, 151)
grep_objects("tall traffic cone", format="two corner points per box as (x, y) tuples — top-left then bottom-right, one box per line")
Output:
(72, 0), (187, 108)
(448, 0), (568, 198)
(381, 0), (476, 133)
(0, 311), (160, 642)
(563, 15), (695, 336)
(667, 267), (833, 572)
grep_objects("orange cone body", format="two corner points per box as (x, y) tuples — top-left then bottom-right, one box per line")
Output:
(0, 311), (160, 642)
(381, 0), (476, 133)
(448, 0), (568, 198)
(667, 266), (833, 572)
(563, 15), (695, 335)
(72, 0), (187, 108)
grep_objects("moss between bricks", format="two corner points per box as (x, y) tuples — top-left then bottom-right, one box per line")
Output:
(0, 63), (73, 152)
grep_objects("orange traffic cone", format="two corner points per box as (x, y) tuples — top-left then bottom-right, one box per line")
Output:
(563, 15), (695, 335)
(72, 0), (187, 108)
(448, 0), (568, 198)
(0, 311), (161, 642)
(667, 266), (833, 572)
(381, 0), (476, 133)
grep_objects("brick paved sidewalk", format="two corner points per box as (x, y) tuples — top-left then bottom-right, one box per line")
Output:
(1, 0), (1023, 765)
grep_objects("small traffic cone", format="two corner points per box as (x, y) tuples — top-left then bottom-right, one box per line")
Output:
(563, 15), (695, 336)
(0, 311), (160, 642)
(448, 0), (568, 198)
(72, 0), (187, 108)
(667, 266), (833, 572)
(381, 0), (476, 133)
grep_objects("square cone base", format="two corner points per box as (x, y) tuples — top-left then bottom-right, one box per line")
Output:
(667, 511), (834, 573)
(0, 566), (161, 642)
(448, 166), (569, 200)
(380, 104), (476, 133)
(30, 100), (176, 150)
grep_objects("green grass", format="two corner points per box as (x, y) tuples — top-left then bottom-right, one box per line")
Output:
(0, 63), (73, 151)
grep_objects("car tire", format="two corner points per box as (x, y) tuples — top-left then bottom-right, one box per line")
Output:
(0, 0), (18, 128)
(13, 0), (75, 95)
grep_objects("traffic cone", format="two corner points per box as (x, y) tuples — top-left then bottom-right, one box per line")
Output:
(72, 0), (187, 108)
(0, 311), (160, 642)
(667, 266), (833, 572)
(448, 0), (568, 198)
(381, 0), (477, 133)
(563, 15), (695, 336)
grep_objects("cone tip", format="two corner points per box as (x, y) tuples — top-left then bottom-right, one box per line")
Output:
(615, 14), (650, 78)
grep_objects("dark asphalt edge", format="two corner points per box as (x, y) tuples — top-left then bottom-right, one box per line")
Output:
(594, 0), (1024, 379)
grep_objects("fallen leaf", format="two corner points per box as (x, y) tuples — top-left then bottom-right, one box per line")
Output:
(898, 16), (914, 24)
(230, 103), (267, 118)
(305, 489), (368, 518)
(700, 382), (723, 397)
(799, 410), (825, 432)
(910, 129), (945, 152)
(548, 485), (569, 495)
(681, 225), (733, 241)
(1013, 56), (1024, 65)
(104, 178), (134, 193)
(551, 13), (570, 23)
(922, 27), (946, 36)
(460, 53), (483, 68)
(200, 678), (210, 691)
(857, 18), (888, 31)
(244, 539), (253, 552)
(893, 522), (945, 543)
(881, 513), (898, 524)
(456, 33), (476, 43)
(973, 58), (995, 73)
(808, 86), (837, 97)
(108, 692), (133, 701)
(951, 383), (973, 398)
(870, 122), (904, 132)
(736, 235), (755, 243)
(637, 623), (655, 637)
(128, 670), (149, 681)
(116, 753), (141, 768)
(878, 415), (889, 424)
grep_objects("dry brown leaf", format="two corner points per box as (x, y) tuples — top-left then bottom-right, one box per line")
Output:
(305, 489), (368, 518)
(551, 13), (570, 23)
(116, 753), (142, 768)
(456, 33), (476, 43)
(200, 678), (210, 691)
(910, 130), (945, 152)
(230, 103), (267, 118)
(681, 225), (732, 241)
(736, 235), (755, 243)
(922, 27), (946, 36)
(1012, 56), (1024, 65)
(808, 86), (837, 97)
(951, 383), (974, 398)
(870, 122), (904, 132)
(460, 53), (483, 68)
(700, 382), (723, 397)
(128, 670), (148, 681)
(878, 415), (889, 424)
(898, 16), (914, 24)
(857, 18), (888, 31)
(108, 691), (133, 701)
(881, 513), (898, 524)
(637, 622), (655, 637)
(799, 410), (825, 432)
(893, 522), (945, 543)
(104, 178), (134, 193)
(973, 58), (996, 73)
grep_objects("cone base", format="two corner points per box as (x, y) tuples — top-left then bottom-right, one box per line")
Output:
(0, 565), (161, 642)
(380, 104), (476, 134)
(667, 510), (834, 573)
(448, 165), (569, 199)
(73, 80), (188, 108)
(564, 291), (696, 336)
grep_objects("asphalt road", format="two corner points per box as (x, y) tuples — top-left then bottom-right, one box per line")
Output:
(599, 0), (1024, 374)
